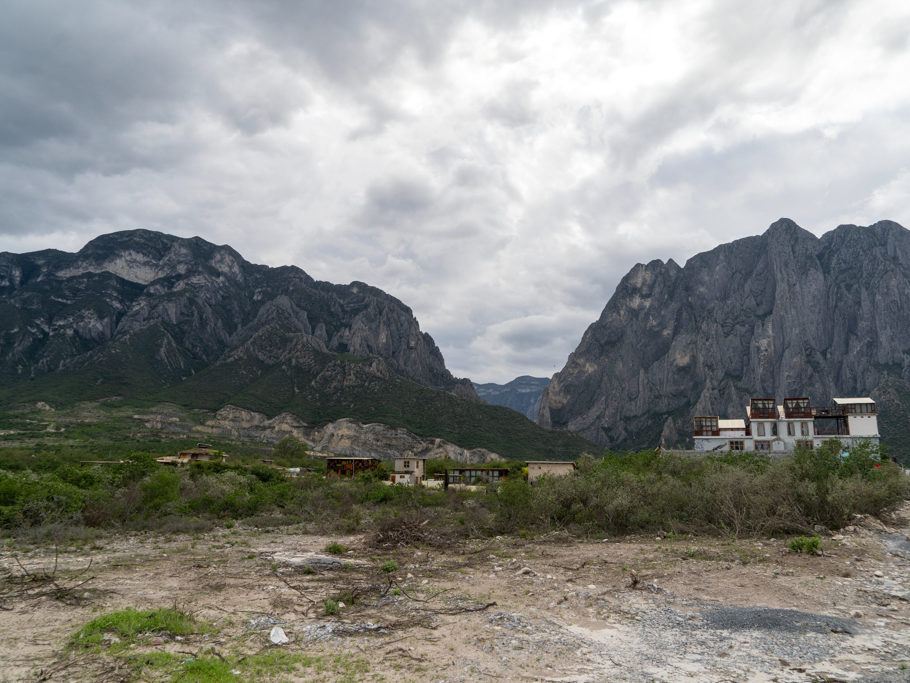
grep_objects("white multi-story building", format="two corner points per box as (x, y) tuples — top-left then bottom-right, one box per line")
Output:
(693, 396), (879, 453)
(389, 456), (427, 485)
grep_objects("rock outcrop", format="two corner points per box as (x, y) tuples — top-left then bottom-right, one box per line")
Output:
(311, 418), (498, 463)
(539, 219), (910, 455)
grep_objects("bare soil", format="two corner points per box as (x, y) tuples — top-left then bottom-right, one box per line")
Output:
(2, 505), (909, 682)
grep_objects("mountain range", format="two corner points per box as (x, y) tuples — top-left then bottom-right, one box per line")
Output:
(539, 218), (910, 460)
(0, 230), (597, 461)
(5, 219), (909, 463)
(473, 376), (549, 420)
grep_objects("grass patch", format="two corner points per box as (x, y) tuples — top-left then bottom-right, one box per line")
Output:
(324, 541), (345, 555)
(67, 609), (370, 681)
(70, 607), (213, 648)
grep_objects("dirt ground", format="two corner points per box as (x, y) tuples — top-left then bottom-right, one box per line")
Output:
(2, 504), (909, 682)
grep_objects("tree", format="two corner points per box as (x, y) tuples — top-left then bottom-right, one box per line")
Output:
(271, 436), (308, 463)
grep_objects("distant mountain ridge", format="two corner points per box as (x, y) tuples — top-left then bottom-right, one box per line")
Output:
(0, 229), (470, 395)
(473, 376), (549, 420)
(0, 229), (600, 461)
(539, 218), (910, 460)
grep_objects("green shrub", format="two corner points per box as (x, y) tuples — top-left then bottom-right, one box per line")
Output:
(139, 469), (180, 512)
(788, 535), (821, 554)
(380, 560), (398, 573)
(323, 599), (339, 615)
(324, 541), (345, 555)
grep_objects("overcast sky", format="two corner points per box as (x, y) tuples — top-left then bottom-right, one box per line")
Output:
(2, 1), (910, 383)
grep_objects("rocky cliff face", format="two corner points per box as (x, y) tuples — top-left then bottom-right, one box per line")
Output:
(539, 219), (910, 455)
(310, 418), (499, 463)
(0, 229), (474, 398)
(473, 376), (549, 420)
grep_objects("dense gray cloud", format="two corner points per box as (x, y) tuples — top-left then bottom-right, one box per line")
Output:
(2, 0), (910, 383)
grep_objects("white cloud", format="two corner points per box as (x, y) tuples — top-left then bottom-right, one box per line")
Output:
(2, 0), (910, 383)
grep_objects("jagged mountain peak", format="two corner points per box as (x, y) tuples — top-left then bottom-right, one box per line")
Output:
(540, 218), (910, 457)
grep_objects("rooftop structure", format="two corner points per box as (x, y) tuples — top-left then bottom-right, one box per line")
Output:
(325, 456), (380, 478)
(156, 444), (228, 466)
(694, 396), (879, 454)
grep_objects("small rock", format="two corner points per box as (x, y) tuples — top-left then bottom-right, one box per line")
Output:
(851, 610), (863, 618)
(516, 567), (535, 576)
(151, 636), (165, 646)
(587, 584), (596, 590)
(874, 620), (887, 627)
(406, 573), (414, 579)
(874, 571), (884, 578)
(269, 626), (289, 645)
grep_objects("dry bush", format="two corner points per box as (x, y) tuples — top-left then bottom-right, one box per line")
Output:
(368, 509), (469, 549)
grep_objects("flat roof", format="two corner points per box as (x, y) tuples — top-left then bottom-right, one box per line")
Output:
(326, 456), (380, 461)
(833, 397), (875, 404)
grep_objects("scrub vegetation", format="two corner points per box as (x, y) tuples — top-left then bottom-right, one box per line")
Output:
(0, 439), (904, 542)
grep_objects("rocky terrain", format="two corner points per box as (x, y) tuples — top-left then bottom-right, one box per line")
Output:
(2, 504), (908, 681)
(540, 218), (910, 457)
(474, 376), (549, 420)
(190, 405), (501, 463)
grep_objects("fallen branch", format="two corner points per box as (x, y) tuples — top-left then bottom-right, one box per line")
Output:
(414, 601), (497, 615)
(271, 569), (317, 615)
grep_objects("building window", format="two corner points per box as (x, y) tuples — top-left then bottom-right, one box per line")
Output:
(800, 422), (809, 436)
(729, 440), (745, 451)
(796, 440), (813, 450)
(404, 461), (410, 469)
(755, 422), (765, 437)
(754, 440), (771, 452)
(787, 422), (795, 437)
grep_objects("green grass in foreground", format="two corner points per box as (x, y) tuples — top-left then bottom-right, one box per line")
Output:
(68, 608), (370, 682)
(71, 608), (211, 648)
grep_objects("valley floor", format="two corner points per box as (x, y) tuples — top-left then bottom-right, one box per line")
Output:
(2, 504), (910, 682)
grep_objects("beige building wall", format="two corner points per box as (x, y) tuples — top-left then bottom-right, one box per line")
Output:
(527, 461), (576, 483)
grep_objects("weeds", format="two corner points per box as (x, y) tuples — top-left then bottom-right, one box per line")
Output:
(788, 535), (822, 555)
